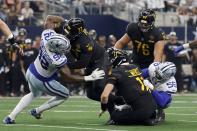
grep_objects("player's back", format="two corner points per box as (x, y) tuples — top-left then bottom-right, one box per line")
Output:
(109, 64), (151, 104)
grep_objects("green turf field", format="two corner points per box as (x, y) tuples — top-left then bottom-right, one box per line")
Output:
(1, 94), (197, 131)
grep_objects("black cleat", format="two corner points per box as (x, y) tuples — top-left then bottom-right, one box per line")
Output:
(105, 119), (116, 125)
(144, 119), (157, 126)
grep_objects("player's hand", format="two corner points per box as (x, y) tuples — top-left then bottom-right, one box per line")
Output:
(13, 43), (24, 56)
(174, 45), (184, 56)
(143, 79), (154, 90)
(84, 68), (105, 81)
(8, 35), (24, 56)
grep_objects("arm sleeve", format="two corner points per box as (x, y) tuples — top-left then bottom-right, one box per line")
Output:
(151, 90), (172, 109)
(141, 68), (149, 79)
(126, 23), (135, 38)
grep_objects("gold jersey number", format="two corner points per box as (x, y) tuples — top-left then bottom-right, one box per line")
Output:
(135, 76), (149, 91)
(136, 41), (150, 56)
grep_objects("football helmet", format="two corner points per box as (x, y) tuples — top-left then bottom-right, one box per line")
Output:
(89, 29), (97, 40)
(47, 34), (71, 55)
(155, 62), (176, 81)
(63, 18), (85, 37)
(107, 47), (128, 68)
(138, 9), (156, 32)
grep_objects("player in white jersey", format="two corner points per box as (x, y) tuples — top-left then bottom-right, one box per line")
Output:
(3, 29), (105, 124)
(142, 61), (177, 123)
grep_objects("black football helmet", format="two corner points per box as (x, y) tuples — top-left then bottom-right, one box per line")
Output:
(63, 18), (85, 38)
(107, 47), (128, 68)
(138, 9), (156, 32)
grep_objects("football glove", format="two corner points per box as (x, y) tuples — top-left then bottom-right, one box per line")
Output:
(84, 68), (105, 81)
(7, 34), (24, 55)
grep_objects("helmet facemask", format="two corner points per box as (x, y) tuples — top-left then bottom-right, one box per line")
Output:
(138, 9), (156, 32)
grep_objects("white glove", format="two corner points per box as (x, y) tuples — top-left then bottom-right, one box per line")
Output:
(143, 79), (154, 90)
(84, 68), (105, 81)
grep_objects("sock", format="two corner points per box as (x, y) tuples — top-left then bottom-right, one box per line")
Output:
(36, 97), (66, 114)
(9, 92), (35, 120)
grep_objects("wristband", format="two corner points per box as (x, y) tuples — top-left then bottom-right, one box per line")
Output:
(7, 33), (14, 39)
(101, 103), (107, 111)
(84, 75), (91, 81)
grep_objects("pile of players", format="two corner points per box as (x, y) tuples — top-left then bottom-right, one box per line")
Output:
(1, 8), (195, 126)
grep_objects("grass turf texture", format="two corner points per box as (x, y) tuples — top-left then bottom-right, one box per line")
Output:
(1, 95), (197, 131)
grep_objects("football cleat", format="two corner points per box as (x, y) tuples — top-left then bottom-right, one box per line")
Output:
(105, 119), (116, 125)
(144, 118), (157, 126)
(29, 109), (42, 119)
(156, 109), (165, 123)
(3, 116), (15, 124)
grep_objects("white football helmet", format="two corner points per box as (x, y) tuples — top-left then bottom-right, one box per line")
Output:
(148, 62), (176, 82)
(47, 34), (71, 55)
(156, 62), (176, 81)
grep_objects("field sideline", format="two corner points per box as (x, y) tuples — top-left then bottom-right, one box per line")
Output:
(1, 94), (197, 131)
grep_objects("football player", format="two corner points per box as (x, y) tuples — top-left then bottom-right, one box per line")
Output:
(174, 40), (197, 55)
(44, 15), (108, 102)
(0, 18), (23, 55)
(3, 29), (104, 124)
(100, 48), (157, 125)
(142, 62), (177, 122)
(114, 9), (165, 69)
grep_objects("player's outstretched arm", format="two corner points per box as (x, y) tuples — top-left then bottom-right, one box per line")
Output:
(154, 40), (165, 62)
(189, 40), (197, 48)
(174, 40), (197, 55)
(0, 19), (13, 38)
(99, 83), (114, 117)
(60, 65), (105, 83)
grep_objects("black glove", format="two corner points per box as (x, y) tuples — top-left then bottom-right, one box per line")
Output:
(8, 35), (15, 45)
(8, 35), (20, 49)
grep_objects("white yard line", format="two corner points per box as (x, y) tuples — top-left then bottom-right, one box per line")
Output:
(76, 123), (102, 126)
(169, 107), (197, 109)
(53, 110), (97, 113)
(173, 101), (197, 103)
(0, 124), (128, 131)
(178, 120), (197, 123)
(166, 113), (197, 116)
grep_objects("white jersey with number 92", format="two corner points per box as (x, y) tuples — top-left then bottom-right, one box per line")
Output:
(33, 29), (67, 78)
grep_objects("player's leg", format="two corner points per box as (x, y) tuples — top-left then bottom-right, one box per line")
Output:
(30, 80), (69, 119)
(3, 92), (36, 124)
(110, 95), (156, 125)
(3, 69), (40, 124)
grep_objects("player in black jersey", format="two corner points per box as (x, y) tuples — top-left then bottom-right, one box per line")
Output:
(63, 18), (108, 101)
(44, 16), (108, 101)
(114, 9), (165, 69)
(100, 48), (157, 125)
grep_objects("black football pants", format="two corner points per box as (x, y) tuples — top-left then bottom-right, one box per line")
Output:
(110, 94), (156, 125)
